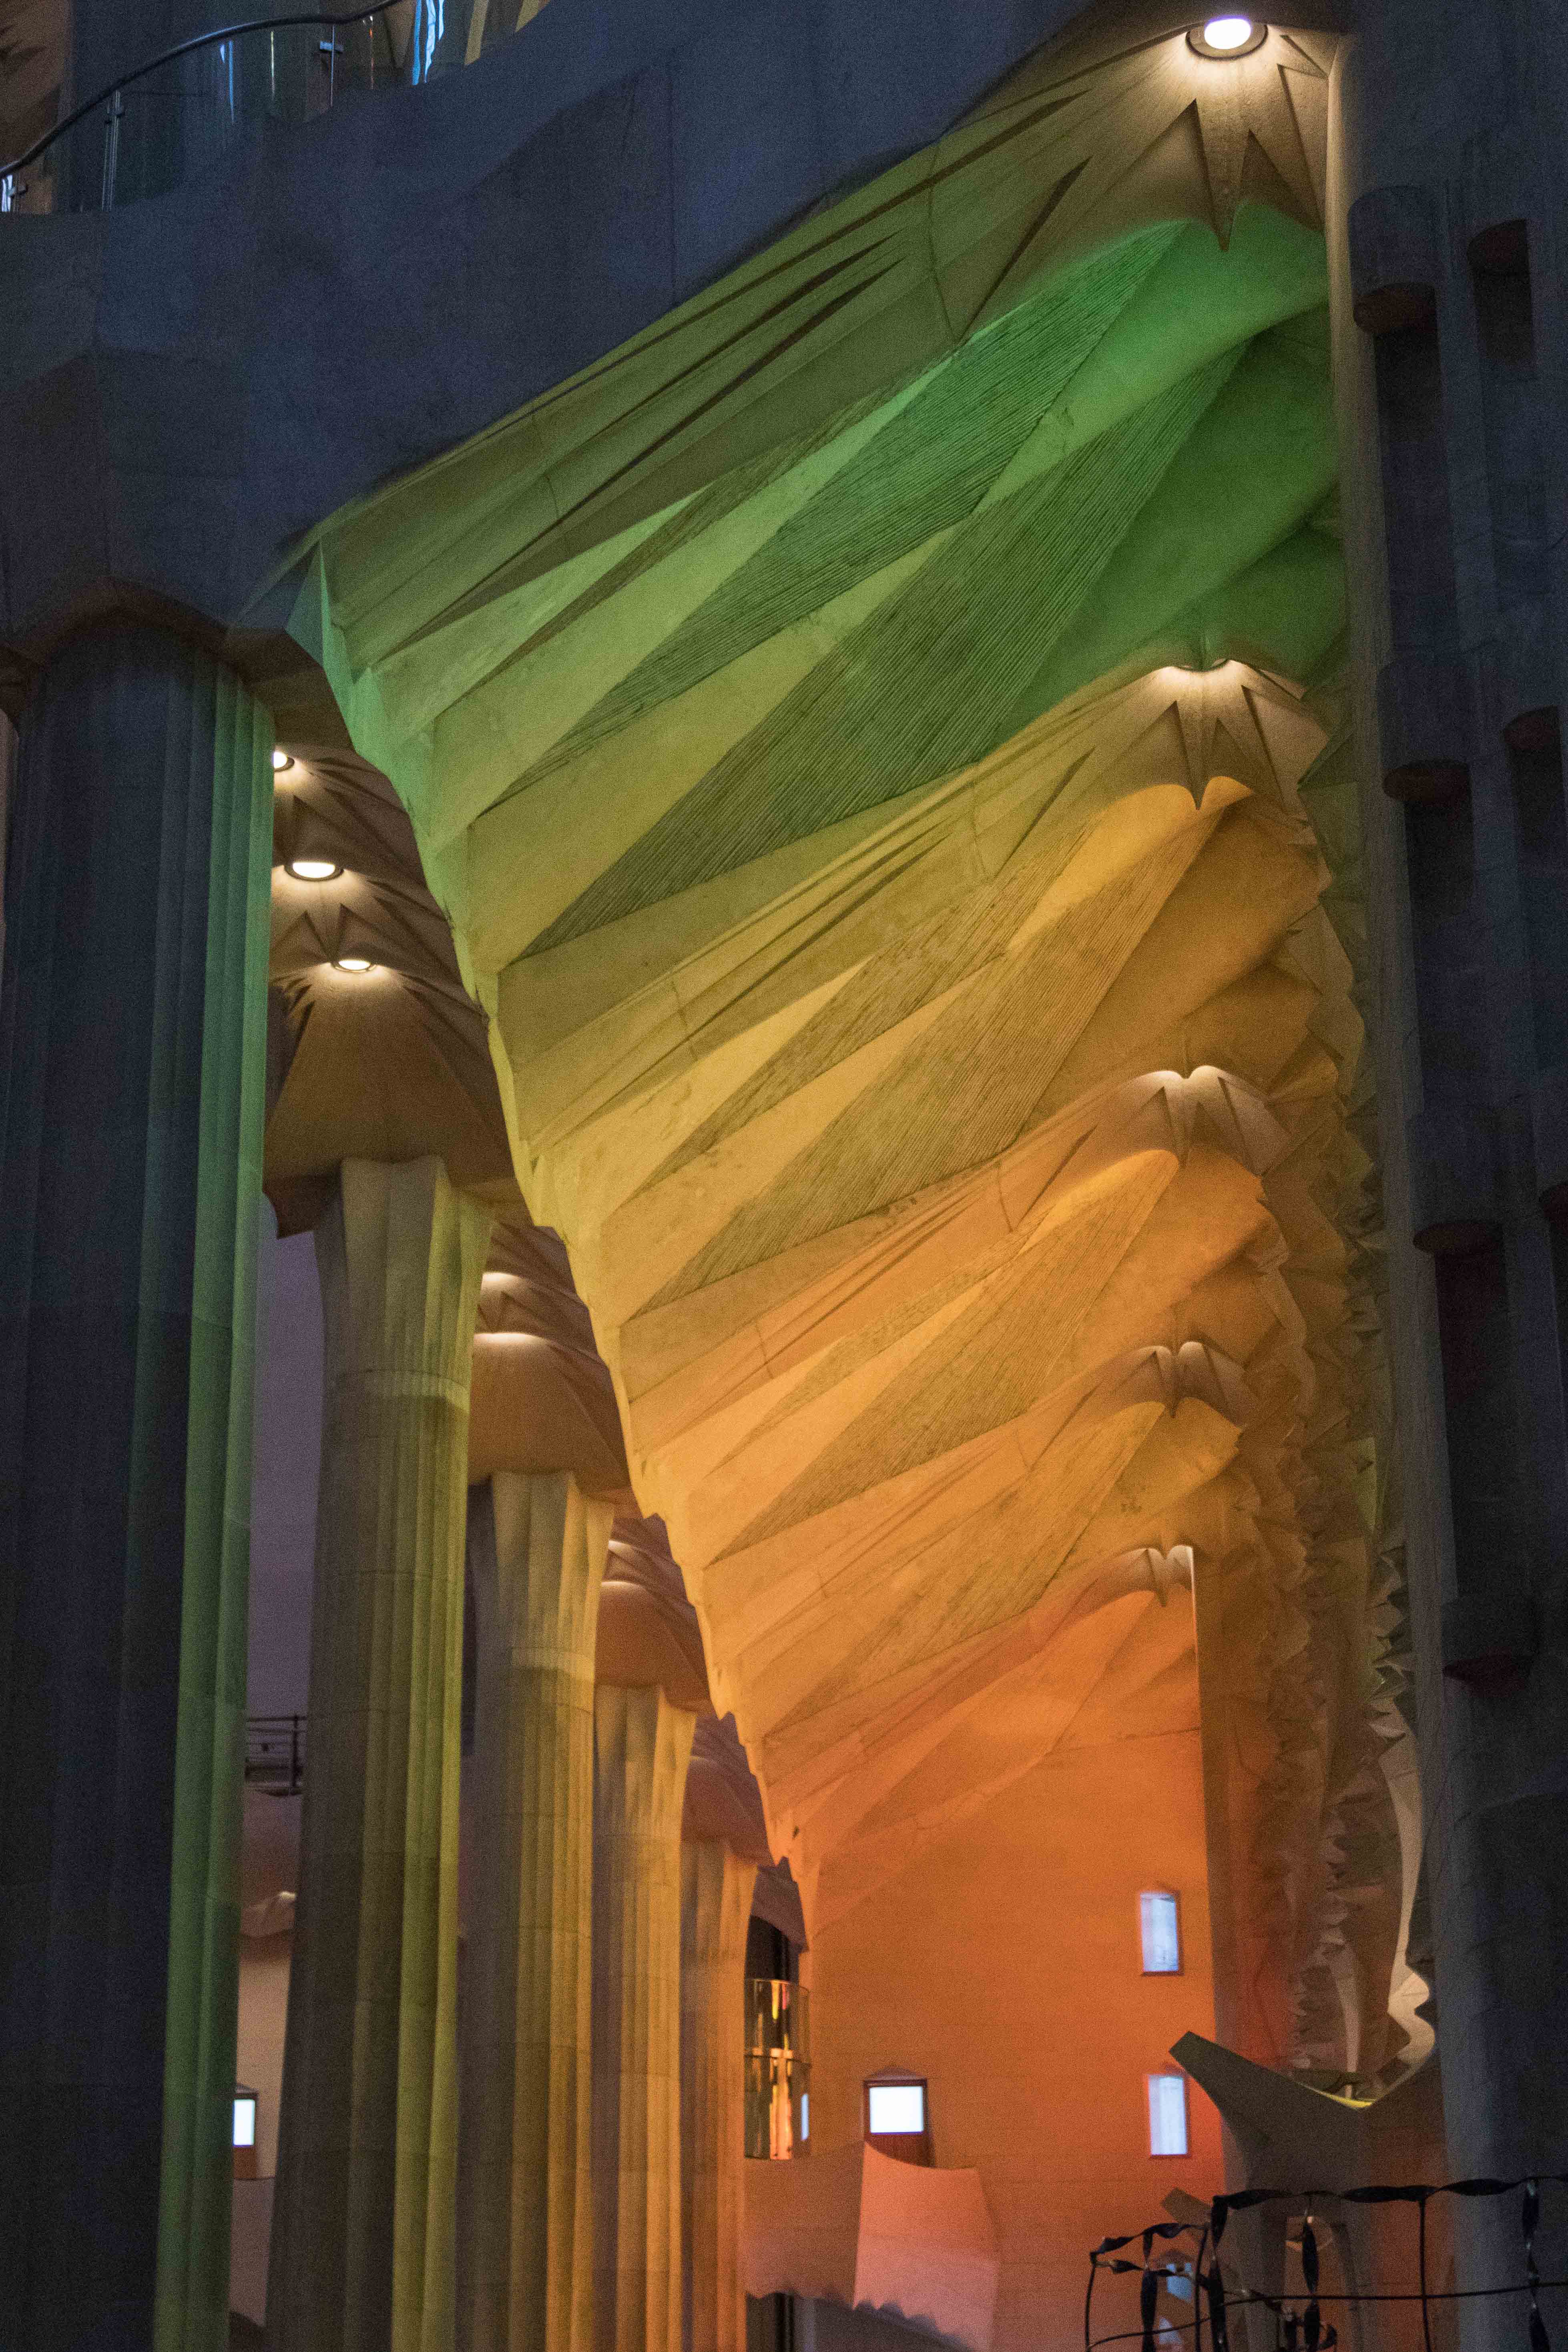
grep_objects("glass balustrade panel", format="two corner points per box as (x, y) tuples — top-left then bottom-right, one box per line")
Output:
(1, 0), (531, 218)
(744, 1978), (810, 2160)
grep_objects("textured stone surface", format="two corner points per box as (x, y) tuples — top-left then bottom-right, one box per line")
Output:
(0, 621), (272, 2350)
(268, 1155), (490, 2352)
(293, 13), (1409, 2291)
(1331, 5), (1568, 2339)
(289, 28), (1399, 2067)
(460, 1470), (614, 2352)
(592, 1683), (697, 2352)
(679, 1839), (756, 2352)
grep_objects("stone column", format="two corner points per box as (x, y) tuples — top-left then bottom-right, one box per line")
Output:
(459, 1470), (614, 2352)
(1332, 6), (1568, 2338)
(592, 1685), (698, 2352)
(680, 1842), (757, 2352)
(268, 1155), (490, 2352)
(0, 622), (273, 2350)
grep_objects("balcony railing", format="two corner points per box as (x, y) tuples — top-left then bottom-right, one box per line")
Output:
(0, 0), (514, 218)
(746, 1978), (810, 2160)
(245, 1713), (306, 1795)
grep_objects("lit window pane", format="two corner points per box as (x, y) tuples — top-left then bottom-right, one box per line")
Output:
(801, 2092), (810, 2141)
(868, 2081), (925, 2135)
(1147, 2073), (1188, 2156)
(1140, 1890), (1181, 1974)
(233, 2093), (257, 2150)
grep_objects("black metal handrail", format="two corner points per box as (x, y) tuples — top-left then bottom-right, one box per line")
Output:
(0, 0), (403, 188)
(1087, 2175), (1568, 2352)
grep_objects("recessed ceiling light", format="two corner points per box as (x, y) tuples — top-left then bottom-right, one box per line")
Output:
(285, 857), (342, 882)
(333, 954), (375, 974)
(271, 749), (294, 772)
(1189, 15), (1265, 54)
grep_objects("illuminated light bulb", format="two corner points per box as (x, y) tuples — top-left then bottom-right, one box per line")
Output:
(1188, 12), (1264, 52)
(271, 748), (294, 772)
(333, 954), (375, 974)
(285, 857), (341, 882)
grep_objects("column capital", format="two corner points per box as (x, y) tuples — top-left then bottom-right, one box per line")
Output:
(318, 1154), (492, 1392)
(479, 1469), (616, 1675)
(594, 1681), (698, 1844)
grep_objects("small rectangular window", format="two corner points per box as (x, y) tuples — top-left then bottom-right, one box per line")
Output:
(233, 2090), (258, 2150)
(868, 2081), (925, 2135)
(1147, 2073), (1188, 2157)
(1140, 1890), (1181, 1974)
(801, 2091), (810, 2141)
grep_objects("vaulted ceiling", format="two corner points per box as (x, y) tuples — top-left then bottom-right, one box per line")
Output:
(269, 7), (1415, 2083)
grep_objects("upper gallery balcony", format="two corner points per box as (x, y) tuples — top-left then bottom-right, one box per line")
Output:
(1, 0), (518, 215)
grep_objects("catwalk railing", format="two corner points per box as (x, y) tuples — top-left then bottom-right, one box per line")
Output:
(245, 1712), (306, 1795)
(0, 0), (517, 216)
(1088, 2178), (1568, 2352)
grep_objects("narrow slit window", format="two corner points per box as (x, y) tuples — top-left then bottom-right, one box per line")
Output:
(867, 2081), (925, 2136)
(1140, 1889), (1182, 1974)
(1147, 2073), (1189, 2157)
(233, 2089), (257, 2150)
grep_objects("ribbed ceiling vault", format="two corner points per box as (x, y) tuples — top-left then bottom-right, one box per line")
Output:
(280, 6), (1415, 2081)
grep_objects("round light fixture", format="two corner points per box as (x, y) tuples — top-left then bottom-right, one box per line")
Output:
(1188, 15), (1265, 54)
(271, 748), (294, 773)
(285, 857), (342, 882)
(333, 954), (375, 974)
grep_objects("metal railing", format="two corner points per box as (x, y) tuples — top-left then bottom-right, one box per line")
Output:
(245, 1712), (306, 1794)
(1, 0), (504, 217)
(1087, 2176), (1568, 2352)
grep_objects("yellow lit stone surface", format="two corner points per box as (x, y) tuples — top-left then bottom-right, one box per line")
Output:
(460, 1472), (614, 2352)
(592, 1686), (699, 2352)
(268, 1157), (490, 2352)
(679, 1839), (757, 2352)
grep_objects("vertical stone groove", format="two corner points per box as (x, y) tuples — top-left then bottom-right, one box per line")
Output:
(592, 1685), (696, 2352)
(460, 1470), (613, 2352)
(269, 1155), (490, 2352)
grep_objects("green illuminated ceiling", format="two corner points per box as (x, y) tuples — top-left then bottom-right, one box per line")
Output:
(287, 20), (1343, 1003)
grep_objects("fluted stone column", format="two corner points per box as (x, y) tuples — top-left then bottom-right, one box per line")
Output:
(0, 623), (273, 2351)
(269, 1155), (490, 2352)
(592, 1685), (698, 2352)
(680, 1842), (757, 2352)
(459, 1471), (614, 2352)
